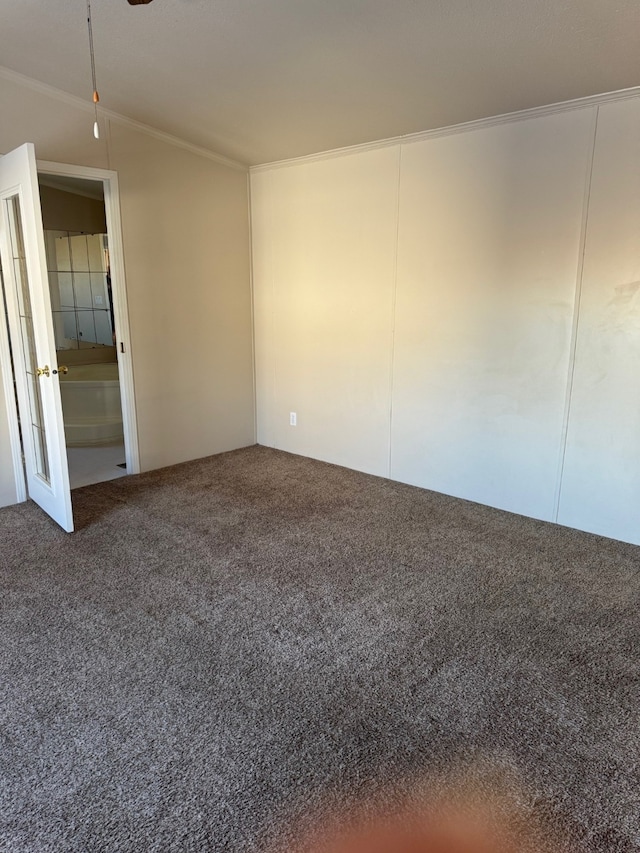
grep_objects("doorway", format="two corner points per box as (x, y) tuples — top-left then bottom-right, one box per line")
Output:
(38, 174), (129, 488)
(36, 160), (140, 493)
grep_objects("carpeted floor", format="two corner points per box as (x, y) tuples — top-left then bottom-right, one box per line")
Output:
(1, 445), (639, 852)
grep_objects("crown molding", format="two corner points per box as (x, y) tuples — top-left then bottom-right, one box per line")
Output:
(251, 85), (640, 173)
(3, 63), (639, 176)
(0, 64), (248, 172)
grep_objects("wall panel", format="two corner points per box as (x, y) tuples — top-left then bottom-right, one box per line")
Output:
(251, 169), (276, 448)
(252, 147), (400, 476)
(108, 123), (254, 472)
(558, 99), (640, 543)
(391, 110), (595, 520)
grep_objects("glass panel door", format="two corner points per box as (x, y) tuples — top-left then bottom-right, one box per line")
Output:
(0, 144), (73, 531)
(5, 195), (50, 482)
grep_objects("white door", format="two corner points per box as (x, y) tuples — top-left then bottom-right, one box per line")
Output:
(0, 143), (73, 531)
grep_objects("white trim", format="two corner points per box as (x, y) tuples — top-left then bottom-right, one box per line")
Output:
(104, 173), (140, 475)
(0, 65), (247, 173)
(0, 264), (27, 503)
(5, 60), (639, 175)
(102, 111), (247, 173)
(250, 85), (640, 172)
(37, 159), (117, 183)
(37, 158), (141, 476)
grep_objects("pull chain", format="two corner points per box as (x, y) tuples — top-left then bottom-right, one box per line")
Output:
(86, 0), (100, 138)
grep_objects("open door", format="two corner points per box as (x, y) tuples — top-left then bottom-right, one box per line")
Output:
(0, 144), (73, 531)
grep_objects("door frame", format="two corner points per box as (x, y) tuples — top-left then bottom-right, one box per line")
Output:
(37, 159), (140, 479)
(0, 159), (140, 503)
(0, 244), (28, 502)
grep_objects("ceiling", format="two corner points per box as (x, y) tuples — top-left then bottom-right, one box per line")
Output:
(1, 0), (639, 165)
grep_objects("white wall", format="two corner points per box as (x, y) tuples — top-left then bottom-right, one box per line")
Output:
(391, 110), (594, 521)
(557, 98), (640, 543)
(0, 71), (254, 508)
(252, 145), (400, 475)
(108, 122), (254, 471)
(252, 95), (640, 545)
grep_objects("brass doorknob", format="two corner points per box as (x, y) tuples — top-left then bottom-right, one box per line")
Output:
(36, 365), (50, 377)
(53, 365), (68, 375)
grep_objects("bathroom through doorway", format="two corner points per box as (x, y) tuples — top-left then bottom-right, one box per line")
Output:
(37, 168), (136, 489)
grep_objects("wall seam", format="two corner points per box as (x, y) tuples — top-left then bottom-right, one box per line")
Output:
(553, 104), (600, 522)
(268, 171), (278, 449)
(246, 172), (258, 445)
(387, 144), (403, 479)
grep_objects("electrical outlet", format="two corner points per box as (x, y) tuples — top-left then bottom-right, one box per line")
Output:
(289, 412), (297, 426)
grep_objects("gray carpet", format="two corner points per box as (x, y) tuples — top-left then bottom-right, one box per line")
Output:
(1, 445), (639, 852)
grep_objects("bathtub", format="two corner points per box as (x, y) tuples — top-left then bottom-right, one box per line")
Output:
(59, 361), (124, 447)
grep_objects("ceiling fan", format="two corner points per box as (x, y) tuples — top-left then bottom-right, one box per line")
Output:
(127, 0), (154, 4)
